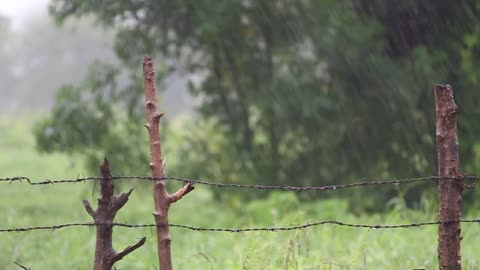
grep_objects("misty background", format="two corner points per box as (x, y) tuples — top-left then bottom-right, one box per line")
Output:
(2, 0), (480, 211)
(0, 1), (193, 116)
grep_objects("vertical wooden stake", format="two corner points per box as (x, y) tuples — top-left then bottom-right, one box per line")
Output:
(143, 56), (194, 270)
(434, 84), (462, 270)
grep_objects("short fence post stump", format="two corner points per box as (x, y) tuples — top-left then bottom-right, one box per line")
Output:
(83, 159), (146, 270)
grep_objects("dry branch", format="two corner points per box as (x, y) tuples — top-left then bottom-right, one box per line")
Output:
(143, 55), (194, 270)
(434, 84), (462, 270)
(83, 159), (146, 270)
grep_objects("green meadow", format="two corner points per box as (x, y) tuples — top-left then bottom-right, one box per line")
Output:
(1, 116), (480, 270)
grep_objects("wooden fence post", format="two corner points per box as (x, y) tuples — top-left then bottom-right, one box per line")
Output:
(143, 56), (194, 270)
(83, 158), (146, 270)
(434, 84), (462, 270)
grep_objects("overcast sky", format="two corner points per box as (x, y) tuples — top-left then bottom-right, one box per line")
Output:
(0, 0), (50, 30)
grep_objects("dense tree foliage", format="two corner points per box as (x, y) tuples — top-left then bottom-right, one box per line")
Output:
(37, 0), (480, 209)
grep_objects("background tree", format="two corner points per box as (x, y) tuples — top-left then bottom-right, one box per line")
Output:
(37, 0), (480, 210)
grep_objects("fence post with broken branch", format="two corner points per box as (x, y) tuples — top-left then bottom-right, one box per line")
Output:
(143, 56), (194, 270)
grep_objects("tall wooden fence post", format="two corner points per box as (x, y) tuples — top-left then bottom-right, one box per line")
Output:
(434, 84), (463, 270)
(143, 55), (194, 270)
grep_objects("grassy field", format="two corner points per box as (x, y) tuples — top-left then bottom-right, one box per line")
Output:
(1, 116), (480, 270)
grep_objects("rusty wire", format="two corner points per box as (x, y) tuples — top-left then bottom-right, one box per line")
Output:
(1, 175), (479, 191)
(1, 219), (480, 233)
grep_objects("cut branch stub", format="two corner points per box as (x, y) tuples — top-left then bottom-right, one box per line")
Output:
(83, 200), (96, 218)
(83, 158), (145, 270)
(113, 188), (134, 211)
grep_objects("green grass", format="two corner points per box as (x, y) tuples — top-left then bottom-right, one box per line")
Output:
(1, 115), (480, 269)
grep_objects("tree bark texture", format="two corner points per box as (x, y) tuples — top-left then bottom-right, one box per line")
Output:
(434, 84), (462, 270)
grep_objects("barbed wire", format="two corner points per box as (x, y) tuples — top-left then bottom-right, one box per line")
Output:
(1, 219), (480, 233)
(13, 262), (30, 270)
(1, 175), (479, 191)
(0, 177), (30, 183)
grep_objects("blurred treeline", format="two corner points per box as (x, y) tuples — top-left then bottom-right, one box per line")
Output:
(30, 0), (480, 211)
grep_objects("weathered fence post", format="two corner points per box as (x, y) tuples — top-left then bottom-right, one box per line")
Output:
(143, 55), (194, 270)
(83, 158), (146, 270)
(434, 84), (462, 270)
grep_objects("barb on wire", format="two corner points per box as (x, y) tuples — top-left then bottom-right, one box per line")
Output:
(2, 175), (480, 191)
(2, 219), (480, 233)
(0, 177), (30, 184)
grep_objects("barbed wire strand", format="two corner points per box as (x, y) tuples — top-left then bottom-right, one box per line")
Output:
(1, 175), (479, 191)
(1, 219), (480, 233)
(13, 262), (30, 270)
(0, 177), (30, 183)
